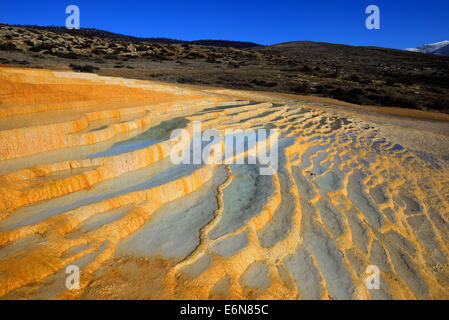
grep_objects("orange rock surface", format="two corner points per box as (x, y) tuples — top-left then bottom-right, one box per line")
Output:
(1, 66), (449, 300)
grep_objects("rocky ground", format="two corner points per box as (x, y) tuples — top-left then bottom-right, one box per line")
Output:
(1, 24), (449, 114)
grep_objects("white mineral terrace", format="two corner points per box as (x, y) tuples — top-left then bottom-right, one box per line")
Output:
(0, 66), (449, 299)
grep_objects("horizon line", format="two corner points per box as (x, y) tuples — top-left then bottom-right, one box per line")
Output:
(0, 22), (418, 51)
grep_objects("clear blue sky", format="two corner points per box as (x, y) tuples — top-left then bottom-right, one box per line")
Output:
(1, 0), (448, 49)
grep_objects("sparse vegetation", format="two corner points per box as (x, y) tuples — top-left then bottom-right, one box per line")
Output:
(0, 42), (19, 51)
(69, 63), (99, 73)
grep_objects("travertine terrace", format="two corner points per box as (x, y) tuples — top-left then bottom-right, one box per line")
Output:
(0, 66), (449, 299)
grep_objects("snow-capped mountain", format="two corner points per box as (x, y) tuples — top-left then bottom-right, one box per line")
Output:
(405, 40), (449, 56)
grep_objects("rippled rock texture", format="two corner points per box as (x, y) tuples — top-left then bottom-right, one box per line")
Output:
(0, 66), (449, 300)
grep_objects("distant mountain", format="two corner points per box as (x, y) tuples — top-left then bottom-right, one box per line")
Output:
(405, 40), (449, 56)
(1, 24), (261, 49)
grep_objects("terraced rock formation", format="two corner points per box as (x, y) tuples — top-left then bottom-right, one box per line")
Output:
(0, 66), (449, 300)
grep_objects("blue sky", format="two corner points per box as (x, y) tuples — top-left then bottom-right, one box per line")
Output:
(1, 0), (448, 49)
